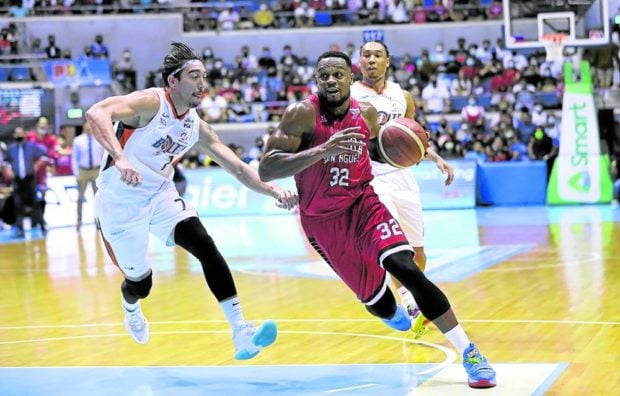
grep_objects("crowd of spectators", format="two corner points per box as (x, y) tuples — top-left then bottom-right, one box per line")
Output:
(2, 28), (617, 169)
(1, 1), (504, 31)
(135, 36), (579, 169)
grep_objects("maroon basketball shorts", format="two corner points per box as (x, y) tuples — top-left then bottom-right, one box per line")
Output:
(301, 190), (413, 303)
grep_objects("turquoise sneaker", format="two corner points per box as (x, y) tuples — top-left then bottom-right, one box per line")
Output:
(233, 320), (278, 360)
(381, 305), (412, 331)
(463, 343), (497, 388)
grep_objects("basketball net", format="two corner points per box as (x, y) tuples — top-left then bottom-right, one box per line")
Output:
(542, 33), (568, 62)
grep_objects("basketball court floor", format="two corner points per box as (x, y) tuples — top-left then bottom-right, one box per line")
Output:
(0, 205), (618, 395)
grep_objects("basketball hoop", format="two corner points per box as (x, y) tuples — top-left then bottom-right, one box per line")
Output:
(542, 33), (569, 62)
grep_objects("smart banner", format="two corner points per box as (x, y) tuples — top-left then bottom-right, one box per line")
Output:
(547, 61), (613, 204)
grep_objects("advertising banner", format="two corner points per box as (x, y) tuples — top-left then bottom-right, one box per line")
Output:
(413, 159), (477, 209)
(547, 61), (613, 204)
(43, 59), (111, 87)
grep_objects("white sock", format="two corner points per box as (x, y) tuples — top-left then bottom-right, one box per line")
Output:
(122, 295), (139, 311)
(221, 296), (244, 328)
(443, 325), (471, 355)
(397, 286), (416, 308)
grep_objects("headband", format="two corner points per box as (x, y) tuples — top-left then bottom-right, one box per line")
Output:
(169, 59), (203, 77)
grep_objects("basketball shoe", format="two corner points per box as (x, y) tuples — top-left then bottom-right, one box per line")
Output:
(122, 302), (150, 344)
(462, 343), (497, 388)
(233, 320), (278, 360)
(381, 304), (412, 331)
(407, 304), (430, 339)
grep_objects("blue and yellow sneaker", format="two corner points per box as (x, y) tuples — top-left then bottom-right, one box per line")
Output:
(407, 305), (430, 339)
(382, 305), (412, 331)
(462, 343), (497, 388)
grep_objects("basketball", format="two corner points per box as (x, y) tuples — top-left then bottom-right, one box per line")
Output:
(377, 117), (429, 168)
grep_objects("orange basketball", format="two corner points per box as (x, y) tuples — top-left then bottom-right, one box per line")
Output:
(377, 117), (429, 168)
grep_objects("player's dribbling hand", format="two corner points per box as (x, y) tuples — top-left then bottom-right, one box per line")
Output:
(274, 189), (298, 210)
(324, 127), (366, 155)
(115, 157), (143, 187)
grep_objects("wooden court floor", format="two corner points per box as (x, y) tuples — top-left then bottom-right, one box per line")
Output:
(0, 205), (618, 395)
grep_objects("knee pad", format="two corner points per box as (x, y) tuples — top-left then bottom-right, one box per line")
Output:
(123, 272), (153, 299)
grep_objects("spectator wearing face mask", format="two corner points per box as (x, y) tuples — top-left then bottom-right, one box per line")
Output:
(531, 103), (548, 126)
(461, 96), (486, 127)
(258, 46), (278, 77)
(430, 42), (448, 64)
(513, 78), (537, 113)
(475, 40), (493, 64)
(75, 45), (94, 62)
(544, 113), (561, 146)
(462, 56), (480, 80)
(44, 34), (61, 59)
(504, 50), (528, 71)
(4, 127), (47, 237)
(514, 107), (537, 143)
(218, 6), (240, 31)
(113, 49), (137, 92)
(422, 75), (450, 114)
(90, 34), (109, 59)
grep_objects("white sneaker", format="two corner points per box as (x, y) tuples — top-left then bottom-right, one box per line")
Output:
(123, 303), (150, 344)
(232, 320), (277, 360)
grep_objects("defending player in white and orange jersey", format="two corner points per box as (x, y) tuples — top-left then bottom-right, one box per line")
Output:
(86, 42), (297, 360)
(351, 41), (455, 338)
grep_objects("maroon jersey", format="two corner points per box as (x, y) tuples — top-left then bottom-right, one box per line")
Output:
(294, 94), (373, 218)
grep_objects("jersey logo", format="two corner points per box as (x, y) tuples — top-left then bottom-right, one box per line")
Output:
(152, 135), (187, 156)
(158, 112), (171, 128)
(377, 111), (403, 126)
(350, 108), (360, 120)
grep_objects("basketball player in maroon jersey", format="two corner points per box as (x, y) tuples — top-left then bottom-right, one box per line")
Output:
(259, 51), (496, 388)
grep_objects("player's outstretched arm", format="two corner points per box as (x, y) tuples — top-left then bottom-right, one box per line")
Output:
(425, 149), (454, 186)
(86, 89), (160, 187)
(259, 102), (365, 182)
(198, 120), (297, 210)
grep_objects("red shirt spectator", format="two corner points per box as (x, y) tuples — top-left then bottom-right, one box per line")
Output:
(25, 116), (59, 186)
(502, 67), (520, 87)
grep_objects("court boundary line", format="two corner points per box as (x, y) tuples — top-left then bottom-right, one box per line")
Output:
(0, 317), (618, 331)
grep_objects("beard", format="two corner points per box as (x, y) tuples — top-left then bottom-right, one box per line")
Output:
(188, 95), (202, 108)
(318, 90), (350, 108)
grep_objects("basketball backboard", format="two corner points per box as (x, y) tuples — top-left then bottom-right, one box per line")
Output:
(502, 0), (610, 49)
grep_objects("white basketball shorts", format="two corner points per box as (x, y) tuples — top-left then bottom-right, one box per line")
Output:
(370, 168), (424, 247)
(95, 182), (197, 279)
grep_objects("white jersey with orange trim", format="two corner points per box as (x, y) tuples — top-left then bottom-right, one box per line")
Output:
(351, 80), (424, 247)
(351, 80), (410, 177)
(97, 87), (200, 195)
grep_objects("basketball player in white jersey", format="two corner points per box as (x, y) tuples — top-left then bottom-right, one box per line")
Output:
(86, 42), (297, 360)
(351, 41), (455, 338)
